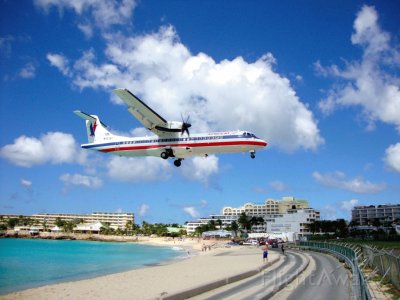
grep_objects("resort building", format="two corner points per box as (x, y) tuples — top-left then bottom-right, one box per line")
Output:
(351, 204), (400, 225)
(0, 212), (134, 230)
(186, 196), (320, 238)
(222, 196), (309, 216)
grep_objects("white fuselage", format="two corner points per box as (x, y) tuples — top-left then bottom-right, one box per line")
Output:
(81, 130), (267, 159)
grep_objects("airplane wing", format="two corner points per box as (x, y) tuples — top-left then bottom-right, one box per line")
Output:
(113, 89), (169, 134)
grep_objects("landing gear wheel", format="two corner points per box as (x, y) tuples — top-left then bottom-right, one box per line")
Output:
(160, 152), (169, 159)
(174, 159), (182, 167)
(250, 151), (256, 159)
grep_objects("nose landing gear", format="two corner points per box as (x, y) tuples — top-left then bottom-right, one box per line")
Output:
(250, 150), (256, 159)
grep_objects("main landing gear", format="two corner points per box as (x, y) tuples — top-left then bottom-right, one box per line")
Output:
(160, 151), (183, 167)
(160, 149), (173, 160)
(174, 159), (182, 167)
(250, 150), (256, 159)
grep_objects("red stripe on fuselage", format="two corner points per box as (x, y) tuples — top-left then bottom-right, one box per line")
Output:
(98, 140), (267, 153)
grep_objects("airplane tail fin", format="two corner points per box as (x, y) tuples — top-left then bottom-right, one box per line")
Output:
(74, 111), (114, 143)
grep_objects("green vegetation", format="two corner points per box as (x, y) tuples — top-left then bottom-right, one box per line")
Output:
(308, 219), (400, 250)
(334, 239), (400, 250)
(1, 215), (39, 229)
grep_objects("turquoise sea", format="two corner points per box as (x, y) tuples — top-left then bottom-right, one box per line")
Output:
(0, 238), (184, 295)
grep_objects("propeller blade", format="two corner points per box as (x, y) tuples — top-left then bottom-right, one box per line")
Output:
(180, 114), (191, 136)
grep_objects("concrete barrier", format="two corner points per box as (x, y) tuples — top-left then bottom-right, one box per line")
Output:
(161, 256), (281, 300)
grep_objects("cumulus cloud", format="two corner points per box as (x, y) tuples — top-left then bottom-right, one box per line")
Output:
(77, 23), (93, 39)
(138, 204), (149, 217)
(0, 132), (85, 167)
(19, 62), (36, 78)
(317, 5), (400, 132)
(47, 53), (70, 76)
(34, 0), (137, 32)
(183, 206), (200, 219)
(313, 171), (386, 194)
(60, 173), (102, 190)
(319, 199), (359, 220)
(49, 25), (323, 152)
(107, 156), (172, 182)
(384, 143), (400, 173)
(340, 199), (359, 211)
(181, 155), (219, 186)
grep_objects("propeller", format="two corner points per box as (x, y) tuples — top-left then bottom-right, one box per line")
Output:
(181, 114), (191, 136)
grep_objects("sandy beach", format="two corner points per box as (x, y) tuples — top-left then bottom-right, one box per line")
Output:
(1, 237), (278, 300)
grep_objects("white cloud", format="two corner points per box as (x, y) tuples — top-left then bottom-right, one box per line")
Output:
(317, 5), (400, 132)
(50, 25), (323, 152)
(181, 155), (219, 185)
(60, 173), (102, 189)
(19, 62), (36, 78)
(0, 132), (85, 167)
(130, 127), (151, 137)
(319, 204), (338, 220)
(269, 180), (287, 192)
(200, 199), (208, 207)
(183, 206), (200, 219)
(107, 156), (172, 182)
(138, 204), (149, 217)
(34, 0), (137, 31)
(77, 23), (93, 39)
(47, 53), (70, 76)
(20, 179), (32, 187)
(313, 171), (386, 194)
(384, 143), (400, 173)
(319, 199), (360, 220)
(340, 199), (359, 211)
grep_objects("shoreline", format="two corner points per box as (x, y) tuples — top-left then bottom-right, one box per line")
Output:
(0, 237), (196, 295)
(1, 238), (276, 300)
(1, 230), (143, 242)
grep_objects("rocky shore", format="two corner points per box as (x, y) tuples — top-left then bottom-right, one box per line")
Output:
(1, 230), (141, 242)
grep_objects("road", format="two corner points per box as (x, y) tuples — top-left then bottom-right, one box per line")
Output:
(189, 250), (306, 300)
(275, 251), (352, 300)
(189, 250), (352, 300)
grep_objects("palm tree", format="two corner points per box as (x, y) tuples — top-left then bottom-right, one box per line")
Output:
(216, 219), (223, 229)
(230, 221), (239, 237)
(125, 220), (133, 235)
(238, 212), (250, 231)
(208, 220), (217, 230)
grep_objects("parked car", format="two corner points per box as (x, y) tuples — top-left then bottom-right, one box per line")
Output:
(243, 239), (258, 246)
(271, 242), (279, 248)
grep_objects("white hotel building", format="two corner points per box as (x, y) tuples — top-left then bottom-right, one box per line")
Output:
(30, 212), (134, 230)
(186, 197), (320, 238)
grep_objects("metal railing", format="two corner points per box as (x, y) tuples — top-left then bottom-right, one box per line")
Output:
(299, 241), (371, 300)
(361, 245), (400, 291)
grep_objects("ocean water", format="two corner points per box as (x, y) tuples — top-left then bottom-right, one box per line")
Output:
(0, 238), (184, 295)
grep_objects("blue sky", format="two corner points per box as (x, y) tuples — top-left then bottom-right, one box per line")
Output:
(1, 0), (399, 224)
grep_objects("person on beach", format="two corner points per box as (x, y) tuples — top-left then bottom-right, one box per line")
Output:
(262, 243), (269, 263)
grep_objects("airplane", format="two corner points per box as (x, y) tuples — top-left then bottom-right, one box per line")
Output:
(74, 89), (267, 167)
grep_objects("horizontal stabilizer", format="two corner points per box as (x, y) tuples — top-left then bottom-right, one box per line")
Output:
(74, 110), (108, 128)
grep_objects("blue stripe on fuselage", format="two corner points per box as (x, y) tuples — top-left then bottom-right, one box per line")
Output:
(82, 134), (256, 149)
